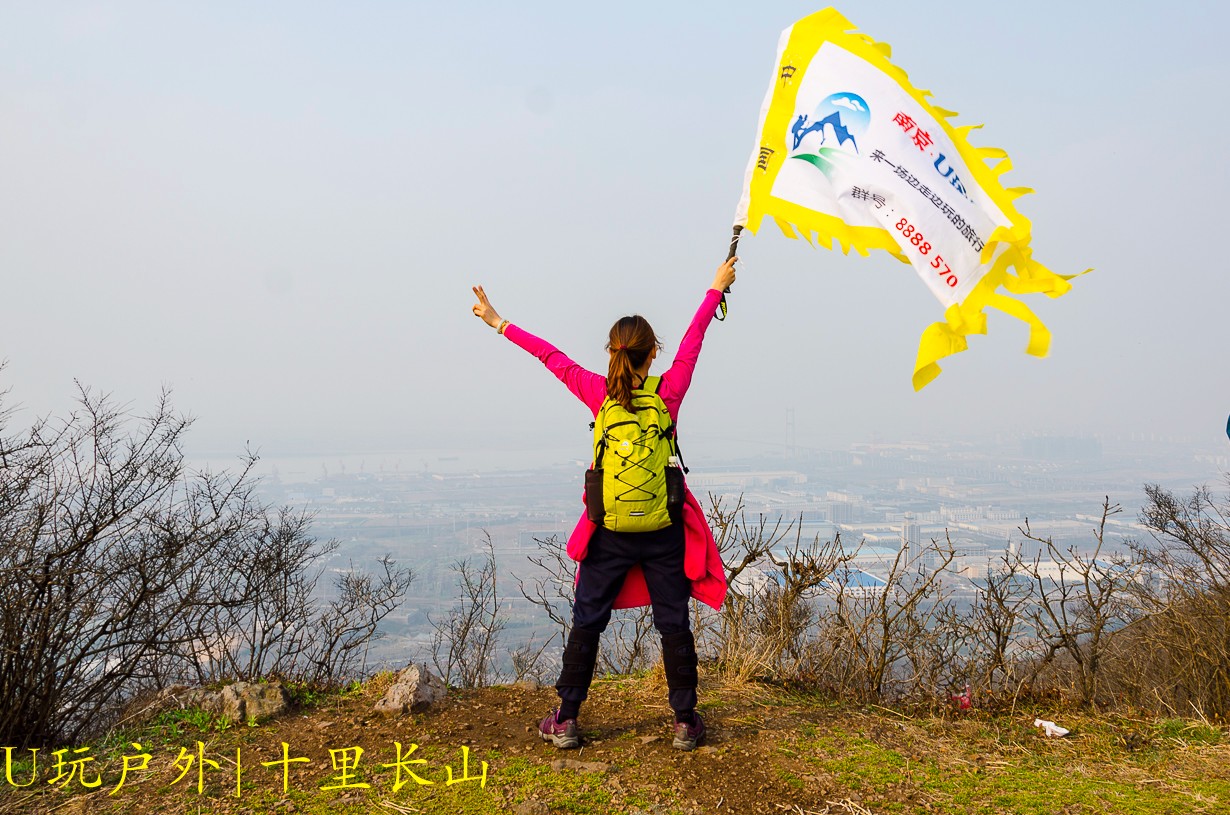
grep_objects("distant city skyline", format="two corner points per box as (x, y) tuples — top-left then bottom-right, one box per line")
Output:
(276, 430), (1181, 670)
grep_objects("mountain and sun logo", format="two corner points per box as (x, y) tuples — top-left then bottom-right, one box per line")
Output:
(789, 91), (869, 178)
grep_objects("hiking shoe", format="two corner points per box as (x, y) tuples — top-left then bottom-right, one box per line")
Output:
(672, 712), (706, 751)
(538, 709), (580, 749)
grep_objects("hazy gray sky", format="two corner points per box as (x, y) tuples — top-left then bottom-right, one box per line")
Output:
(3, 1), (1227, 462)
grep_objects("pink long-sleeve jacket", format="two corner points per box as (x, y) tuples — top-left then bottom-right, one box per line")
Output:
(502, 288), (729, 610)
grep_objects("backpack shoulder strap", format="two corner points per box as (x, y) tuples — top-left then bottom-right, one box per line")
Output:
(642, 376), (686, 470)
(591, 394), (612, 463)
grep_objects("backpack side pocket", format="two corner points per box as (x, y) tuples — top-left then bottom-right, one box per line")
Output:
(665, 465), (685, 525)
(584, 467), (605, 526)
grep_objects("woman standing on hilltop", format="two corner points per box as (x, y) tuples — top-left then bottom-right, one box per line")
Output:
(469, 258), (735, 751)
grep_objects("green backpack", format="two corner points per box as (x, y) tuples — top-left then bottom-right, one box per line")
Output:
(584, 376), (685, 532)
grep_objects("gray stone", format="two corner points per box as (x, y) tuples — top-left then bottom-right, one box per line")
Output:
(374, 662), (448, 716)
(204, 680), (289, 722)
(213, 684), (245, 721)
(178, 687), (215, 709)
(239, 681), (290, 720)
(131, 681), (287, 725)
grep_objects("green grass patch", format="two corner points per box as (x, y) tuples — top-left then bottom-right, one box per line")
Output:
(777, 768), (805, 790)
(1153, 718), (1222, 745)
(796, 727), (1222, 815)
(492, 755), (616, 815)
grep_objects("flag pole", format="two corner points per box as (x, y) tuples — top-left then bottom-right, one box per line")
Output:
(717, 224), (743, 321)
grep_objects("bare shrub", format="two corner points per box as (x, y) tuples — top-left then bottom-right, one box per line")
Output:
(1103, 482), (1230, 718)
(701, 496), (969, 704)
(0, 384), (410, 748)
(430, 534), (506, 688)
(1017, 498), (1144, 708)
(523, 484), (1230, 717)
(505, 488), (1230, 715)
(904, 597), (974, 708)
(180, 505), (326, 683)
(956, 552), (1038, 706)
(811, 534), (957, 703)
(698, 494), (783, 677)
(754, 528), (851, 684)
(518, 533), (573, 647)
(177, 517), (412, 688)
(507, 636), (555, 685)
(314, 555), (415, 680)
(700, 494), (860, 687)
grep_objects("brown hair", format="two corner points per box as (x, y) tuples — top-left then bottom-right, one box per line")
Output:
(606, 315), (661, 412)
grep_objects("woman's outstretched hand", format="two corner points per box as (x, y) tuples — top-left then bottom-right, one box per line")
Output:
(471, 285), (503, 329)
(712, 257), (737, 293)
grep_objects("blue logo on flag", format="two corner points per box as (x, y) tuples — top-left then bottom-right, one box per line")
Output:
(791, 92), (870, 155)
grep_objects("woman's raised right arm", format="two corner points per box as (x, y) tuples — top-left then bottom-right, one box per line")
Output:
(655, 258), (737, 412)
(471, 285), (607, 411)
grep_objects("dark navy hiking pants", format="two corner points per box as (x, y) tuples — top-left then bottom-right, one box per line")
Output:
(556, 522), (697, 717)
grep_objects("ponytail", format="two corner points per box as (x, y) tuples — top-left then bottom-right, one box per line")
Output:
(606, 315), (660, 412)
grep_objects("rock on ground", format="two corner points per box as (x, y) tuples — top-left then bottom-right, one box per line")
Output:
(212, 680), (290, 722)
(152, 681), (290, 723)
(374, 662), (448, 715)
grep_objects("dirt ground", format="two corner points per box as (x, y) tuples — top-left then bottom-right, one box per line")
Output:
(6, 671), (1229, 815)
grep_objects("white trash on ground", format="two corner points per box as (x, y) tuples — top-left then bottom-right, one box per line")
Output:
(1034, 718), (1070, 738)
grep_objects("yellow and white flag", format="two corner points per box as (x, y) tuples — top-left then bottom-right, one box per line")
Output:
(734, 7), (1081, 390)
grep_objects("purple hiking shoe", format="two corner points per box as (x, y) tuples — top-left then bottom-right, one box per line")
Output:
(672, 711), (706, 751)
(538, 708), (580, 749)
